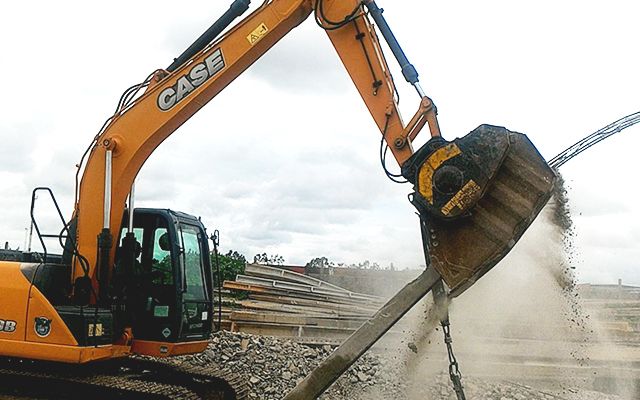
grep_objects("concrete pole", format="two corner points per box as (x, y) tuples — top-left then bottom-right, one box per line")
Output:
(283, 267), (442, 400)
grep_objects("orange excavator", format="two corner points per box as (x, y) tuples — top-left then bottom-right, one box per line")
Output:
(0, 0), (555, 399)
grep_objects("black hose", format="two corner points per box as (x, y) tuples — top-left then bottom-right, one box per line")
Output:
(211, 230), (223, 331)
(167, 0), (251, 72)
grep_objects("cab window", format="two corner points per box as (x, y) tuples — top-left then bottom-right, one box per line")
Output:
(151, 228), (173, 285)
(180, 225), (207, 300)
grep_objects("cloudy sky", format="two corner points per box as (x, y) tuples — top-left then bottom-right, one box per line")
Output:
(0, 1), (638, 285)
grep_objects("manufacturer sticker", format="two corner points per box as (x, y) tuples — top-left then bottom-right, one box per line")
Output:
(0, 319), (17, 333)
(247, 23), (268, 45)
(441, 180), (482, 216)
(34, 317), (52, 338)
(157, 48), (225, 111)
(88, 323), (104, 337)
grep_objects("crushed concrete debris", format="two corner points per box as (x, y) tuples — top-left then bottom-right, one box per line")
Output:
(178, 331), (624, 400)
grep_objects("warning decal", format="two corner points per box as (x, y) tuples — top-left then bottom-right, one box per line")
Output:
(247, 23), (269, 45)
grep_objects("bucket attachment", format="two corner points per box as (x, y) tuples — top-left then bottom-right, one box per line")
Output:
(403, 124), (556, 296)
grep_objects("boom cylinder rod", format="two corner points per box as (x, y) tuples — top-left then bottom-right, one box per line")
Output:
(364, 0), (422, 96)
(167, 0), (251, 72)
(283, 267), (442, 399)
(27, 221), (34, 252)
(128, 182), (135, 232)
(103, 150), (113, 229)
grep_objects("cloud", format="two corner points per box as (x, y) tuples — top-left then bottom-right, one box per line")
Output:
(0, 175), (31, 242)
(0, 119), (50, 173)
(0, 0), (638, 283)
(0, 140), (33, 173)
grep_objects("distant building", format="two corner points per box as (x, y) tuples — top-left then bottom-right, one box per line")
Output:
(578, 280), (640, 300)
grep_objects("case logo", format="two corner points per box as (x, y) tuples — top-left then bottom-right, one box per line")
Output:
(157, 48), (225, 111)
(34, 317), (52, 338)
(0, 319), (17, 333)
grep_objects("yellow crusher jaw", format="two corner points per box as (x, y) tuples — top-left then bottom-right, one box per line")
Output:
(402, 124), (557, 296)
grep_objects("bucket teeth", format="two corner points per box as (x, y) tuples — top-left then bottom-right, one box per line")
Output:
(421, 126), (556, 296)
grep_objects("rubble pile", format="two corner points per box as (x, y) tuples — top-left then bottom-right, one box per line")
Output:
(179, 331), (624, 400)
(181, 330), (388, 399)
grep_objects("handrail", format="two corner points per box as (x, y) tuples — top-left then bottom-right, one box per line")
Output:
(29, 187), (69, 263)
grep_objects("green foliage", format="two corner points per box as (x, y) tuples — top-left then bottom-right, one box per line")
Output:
(305, 256), (333, 271)
(210, 249), (246, 285)
(155, 254), (172, 271)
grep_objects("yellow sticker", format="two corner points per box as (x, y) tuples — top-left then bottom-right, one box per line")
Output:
(247, 23), (269, 45)
(441, 180), (482, 216)
(88, 323), (104, 337)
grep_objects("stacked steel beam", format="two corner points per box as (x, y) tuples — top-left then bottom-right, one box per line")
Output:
(220, 264), (385, 343)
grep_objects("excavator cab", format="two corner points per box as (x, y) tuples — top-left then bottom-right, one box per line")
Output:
(114, 209), (213, 356)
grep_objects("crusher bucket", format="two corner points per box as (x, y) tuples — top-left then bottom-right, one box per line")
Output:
(403, 124), (557, 296)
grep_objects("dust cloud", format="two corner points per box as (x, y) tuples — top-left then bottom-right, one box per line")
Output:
(373, 177), (637, 398)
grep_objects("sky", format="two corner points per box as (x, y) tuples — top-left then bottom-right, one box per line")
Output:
(0, 0), (638, 285)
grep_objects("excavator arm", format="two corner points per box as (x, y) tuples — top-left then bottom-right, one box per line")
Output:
(71, 0), (437, 300)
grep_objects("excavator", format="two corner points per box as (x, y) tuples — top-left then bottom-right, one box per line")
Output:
(0, 0), (555, 399)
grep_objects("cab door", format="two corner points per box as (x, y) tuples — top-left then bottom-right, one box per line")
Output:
(177, 222), (213, 341)
(115, 211), (180, 343)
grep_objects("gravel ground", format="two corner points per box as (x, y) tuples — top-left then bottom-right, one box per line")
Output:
(180, 331), (626, 400)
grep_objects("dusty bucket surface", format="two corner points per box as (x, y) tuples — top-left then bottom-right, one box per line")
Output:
(404, 124), (556, 296)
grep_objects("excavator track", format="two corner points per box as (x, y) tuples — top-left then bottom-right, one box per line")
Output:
(0, 357), (248, 400)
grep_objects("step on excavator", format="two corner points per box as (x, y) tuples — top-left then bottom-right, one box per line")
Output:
(0, 0), (555, 399)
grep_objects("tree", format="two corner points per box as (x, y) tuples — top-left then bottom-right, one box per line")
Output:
(253, 252), (285, 265)
(210, 249), (247, 285)
(226, 250), (246, 263)
(305, 256), (334, 274)
(345, 260), (382, 270)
